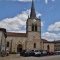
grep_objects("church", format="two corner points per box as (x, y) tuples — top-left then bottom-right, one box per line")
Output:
(0, 0), (55, 54)
(6, 0), (42, 53)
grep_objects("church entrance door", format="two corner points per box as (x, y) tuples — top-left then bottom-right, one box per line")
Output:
(17, 44), (22, 53)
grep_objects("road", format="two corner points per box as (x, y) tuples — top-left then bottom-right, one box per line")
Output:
(16, 55), (60, 60)
(0, 54), (60, 60)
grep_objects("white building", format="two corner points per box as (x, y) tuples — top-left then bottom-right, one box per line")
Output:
(0, 28), (7, 56)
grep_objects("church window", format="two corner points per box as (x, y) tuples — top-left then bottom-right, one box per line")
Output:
(34, 43), (36, 48)
(35, 24), (37, 31)
(7, 42), (9, 47)
(32, 24), (34, 31)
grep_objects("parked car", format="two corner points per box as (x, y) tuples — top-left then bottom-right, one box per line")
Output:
(55, 51), (60, 55)
(20, 50), (26, 56)
(42, 50), (47, 56)
(47, 51), (55, 55)
(24, 50), (35, 56)
(34, 50), (41, 57)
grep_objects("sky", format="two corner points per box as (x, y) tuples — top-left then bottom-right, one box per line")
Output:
(0, 0), (60, 41)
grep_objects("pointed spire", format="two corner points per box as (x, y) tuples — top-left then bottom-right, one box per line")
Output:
(30, 0), (36, 18)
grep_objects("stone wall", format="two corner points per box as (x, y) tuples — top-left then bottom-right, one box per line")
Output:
(6, 36), (27, 52)
(43, 43), (54, 51)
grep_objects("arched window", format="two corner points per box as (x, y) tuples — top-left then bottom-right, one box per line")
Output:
(7, 42), (9, 47)
(47, 45), (50, 50)
(17, 44), (23, 52)
(35, 24), (37, 31)
(32, 24), (34, 31)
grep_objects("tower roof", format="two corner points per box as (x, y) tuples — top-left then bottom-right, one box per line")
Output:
(30, 0), (36, 18)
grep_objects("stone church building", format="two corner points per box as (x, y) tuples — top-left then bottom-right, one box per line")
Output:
(0, 1), (55, 54)
(6, 1), (42, 53)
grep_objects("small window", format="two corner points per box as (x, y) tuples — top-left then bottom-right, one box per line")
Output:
(7, 42), (9, 47)
(47, 45), (50, 50)
(34, 43), (36, 48)
(35, 24), (37, 31)
(32, 24), (34, 31)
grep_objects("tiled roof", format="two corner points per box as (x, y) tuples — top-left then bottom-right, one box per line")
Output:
(7, 32), (27, 37)
(53, 40), (60, 43)
(42, 39), (54, 43)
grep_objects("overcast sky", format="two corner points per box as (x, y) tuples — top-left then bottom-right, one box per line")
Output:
(0, 0), (60, 41)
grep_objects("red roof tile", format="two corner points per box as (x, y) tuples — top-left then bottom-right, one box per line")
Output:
(7, 32), (27, 37)
(42, 39), (54, 43)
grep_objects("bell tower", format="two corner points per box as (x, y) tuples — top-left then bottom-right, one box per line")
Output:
(26, 0), (41, 50)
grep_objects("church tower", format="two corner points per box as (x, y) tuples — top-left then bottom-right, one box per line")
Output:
(26, 0), (41, 50)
